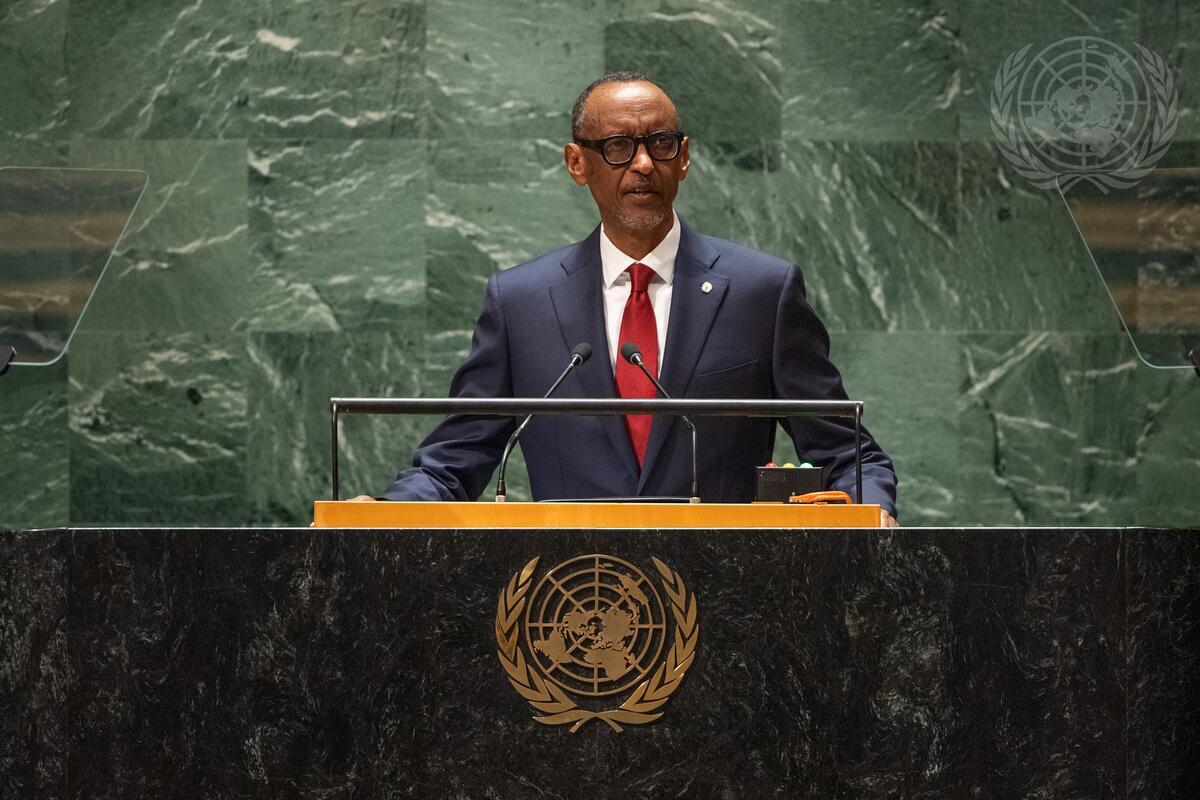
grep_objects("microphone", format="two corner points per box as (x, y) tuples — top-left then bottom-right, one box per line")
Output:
(620, 341), (701, 504)
(495, 342), (592, 502)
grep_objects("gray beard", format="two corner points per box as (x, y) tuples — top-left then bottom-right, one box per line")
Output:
(616, 207), (668, 231)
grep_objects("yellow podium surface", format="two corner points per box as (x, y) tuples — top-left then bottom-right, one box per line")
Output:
(312, 500), (881, 529)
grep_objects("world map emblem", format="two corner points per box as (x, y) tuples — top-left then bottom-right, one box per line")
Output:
(495, 554), (699, 732)
(990, 36), (1177, 192)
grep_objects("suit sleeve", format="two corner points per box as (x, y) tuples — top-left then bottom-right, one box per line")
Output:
(380, 273), (517, 501)
(773, 265), (898, 516)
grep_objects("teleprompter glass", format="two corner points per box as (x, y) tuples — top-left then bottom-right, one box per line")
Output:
(1059, 168), (1200, 371)
(0, 167), (147, 368)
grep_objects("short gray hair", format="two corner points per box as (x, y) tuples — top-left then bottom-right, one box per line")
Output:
(570, 72), (674, 139)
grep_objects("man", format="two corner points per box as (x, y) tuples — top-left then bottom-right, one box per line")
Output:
(370, 73), (898, 525)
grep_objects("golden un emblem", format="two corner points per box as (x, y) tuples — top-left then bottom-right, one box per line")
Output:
(495, 554), (699, 732)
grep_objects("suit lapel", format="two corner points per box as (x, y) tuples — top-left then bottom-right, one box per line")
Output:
(638, 220), (729, 491)
(548, 227), (640, 482)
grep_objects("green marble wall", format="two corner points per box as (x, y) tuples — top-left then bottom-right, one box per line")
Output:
(1, 0), (1197, 527)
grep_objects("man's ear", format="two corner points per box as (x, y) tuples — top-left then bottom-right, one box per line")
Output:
(563, 143), (589, 187)
(678, 136), (691, 182)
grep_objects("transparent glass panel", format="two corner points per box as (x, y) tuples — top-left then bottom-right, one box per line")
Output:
(0, 167), (147, 367)
(1060, 168), (1200, 370)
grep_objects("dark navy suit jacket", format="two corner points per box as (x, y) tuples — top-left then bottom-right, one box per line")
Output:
(383, 219), (897, 513)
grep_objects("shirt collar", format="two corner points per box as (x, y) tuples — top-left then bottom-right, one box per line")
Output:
(599, 212), (680, 288)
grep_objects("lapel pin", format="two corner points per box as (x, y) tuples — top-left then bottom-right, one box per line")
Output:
(700, 281), (713, 294)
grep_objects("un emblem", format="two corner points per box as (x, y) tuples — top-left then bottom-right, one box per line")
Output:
(990, 36), (1177, 192)
(495, 554), (699, 732)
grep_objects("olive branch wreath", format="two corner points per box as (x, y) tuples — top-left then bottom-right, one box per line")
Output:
(990, 42), (1177, 193)
(495, 555), (699, 733)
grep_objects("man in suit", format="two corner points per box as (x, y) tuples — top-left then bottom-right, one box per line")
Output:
(371, 73), (898, 525)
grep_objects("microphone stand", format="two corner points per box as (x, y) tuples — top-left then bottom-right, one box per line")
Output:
(496, 345), (591, 502)
(625, 347), (701, 504)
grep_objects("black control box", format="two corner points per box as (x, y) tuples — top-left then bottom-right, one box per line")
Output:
(754, 465), (824, 502)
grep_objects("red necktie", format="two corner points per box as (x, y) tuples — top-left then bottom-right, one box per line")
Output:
(615, 263), (658, 468)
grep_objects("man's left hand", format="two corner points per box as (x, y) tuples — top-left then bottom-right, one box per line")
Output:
(880, 509), (899, 528)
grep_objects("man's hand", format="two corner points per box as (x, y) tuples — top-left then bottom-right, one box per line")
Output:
(880, 509), (899, 528)
(310, 494), (377, 526)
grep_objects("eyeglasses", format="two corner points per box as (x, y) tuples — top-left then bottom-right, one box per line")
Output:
(574, 130), (686, 166)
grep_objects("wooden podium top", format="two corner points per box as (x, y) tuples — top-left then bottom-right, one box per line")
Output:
(312, 500), (881, 529)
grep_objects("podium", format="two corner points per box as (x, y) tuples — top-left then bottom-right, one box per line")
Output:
(4, 524), (1198, 796)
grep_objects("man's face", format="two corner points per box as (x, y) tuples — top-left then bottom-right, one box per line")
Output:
(564, 81), (690, 240)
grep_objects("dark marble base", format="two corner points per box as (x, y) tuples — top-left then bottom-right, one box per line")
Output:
(2, 527), (1198, 798)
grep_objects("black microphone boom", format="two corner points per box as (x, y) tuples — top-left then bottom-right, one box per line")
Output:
(495, 342), (592, 501)
(620, 341), (701, 503)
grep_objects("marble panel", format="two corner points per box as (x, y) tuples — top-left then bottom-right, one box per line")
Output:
(248, 0), (426, 138)
(67, 331), (249, 526)
(427, 0), (605, 140)
(605, 1), (782, 141)
(957, 142), (1125, 333)
(65, 529), (438, 797)
(245, 329), (428, 524)
(1131, 345), (1200, 527)
(428, 137), (599, 271)
(832, 333), (961, 526)
(937, 529), (1125, 797)
(0, 358), (68, 529)
(423, 225), (495, 395)
(407, 530), (597, 796)
(0, 527), (1190, 794)
(0, 530), (66, 798)
(423, 226), (533, 501)
(423, 137), (597, 379)
(0, 0), (68, 141)
(671, 139), (784, 252)
(958, 333), (1144, 526)
(244, 139), (426, 333)
(678, 140), (960, 332)
(66, 139), (252, 334)
(65, 0), (255, 138)
(781, 0), (960, 141)
(1126, 529), (1200, 800)
(0, 141), (68, 170)
(958, 0), (1140, 141)
(360, 529), (1125, 795)
(1140, 2), (1200, 139)
(316, 528), (963, 796)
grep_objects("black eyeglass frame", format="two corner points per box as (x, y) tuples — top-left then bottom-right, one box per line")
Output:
(573, 130), (687, 166)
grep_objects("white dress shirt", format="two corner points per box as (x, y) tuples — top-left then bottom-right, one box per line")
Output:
(599, 213), (679, 373)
